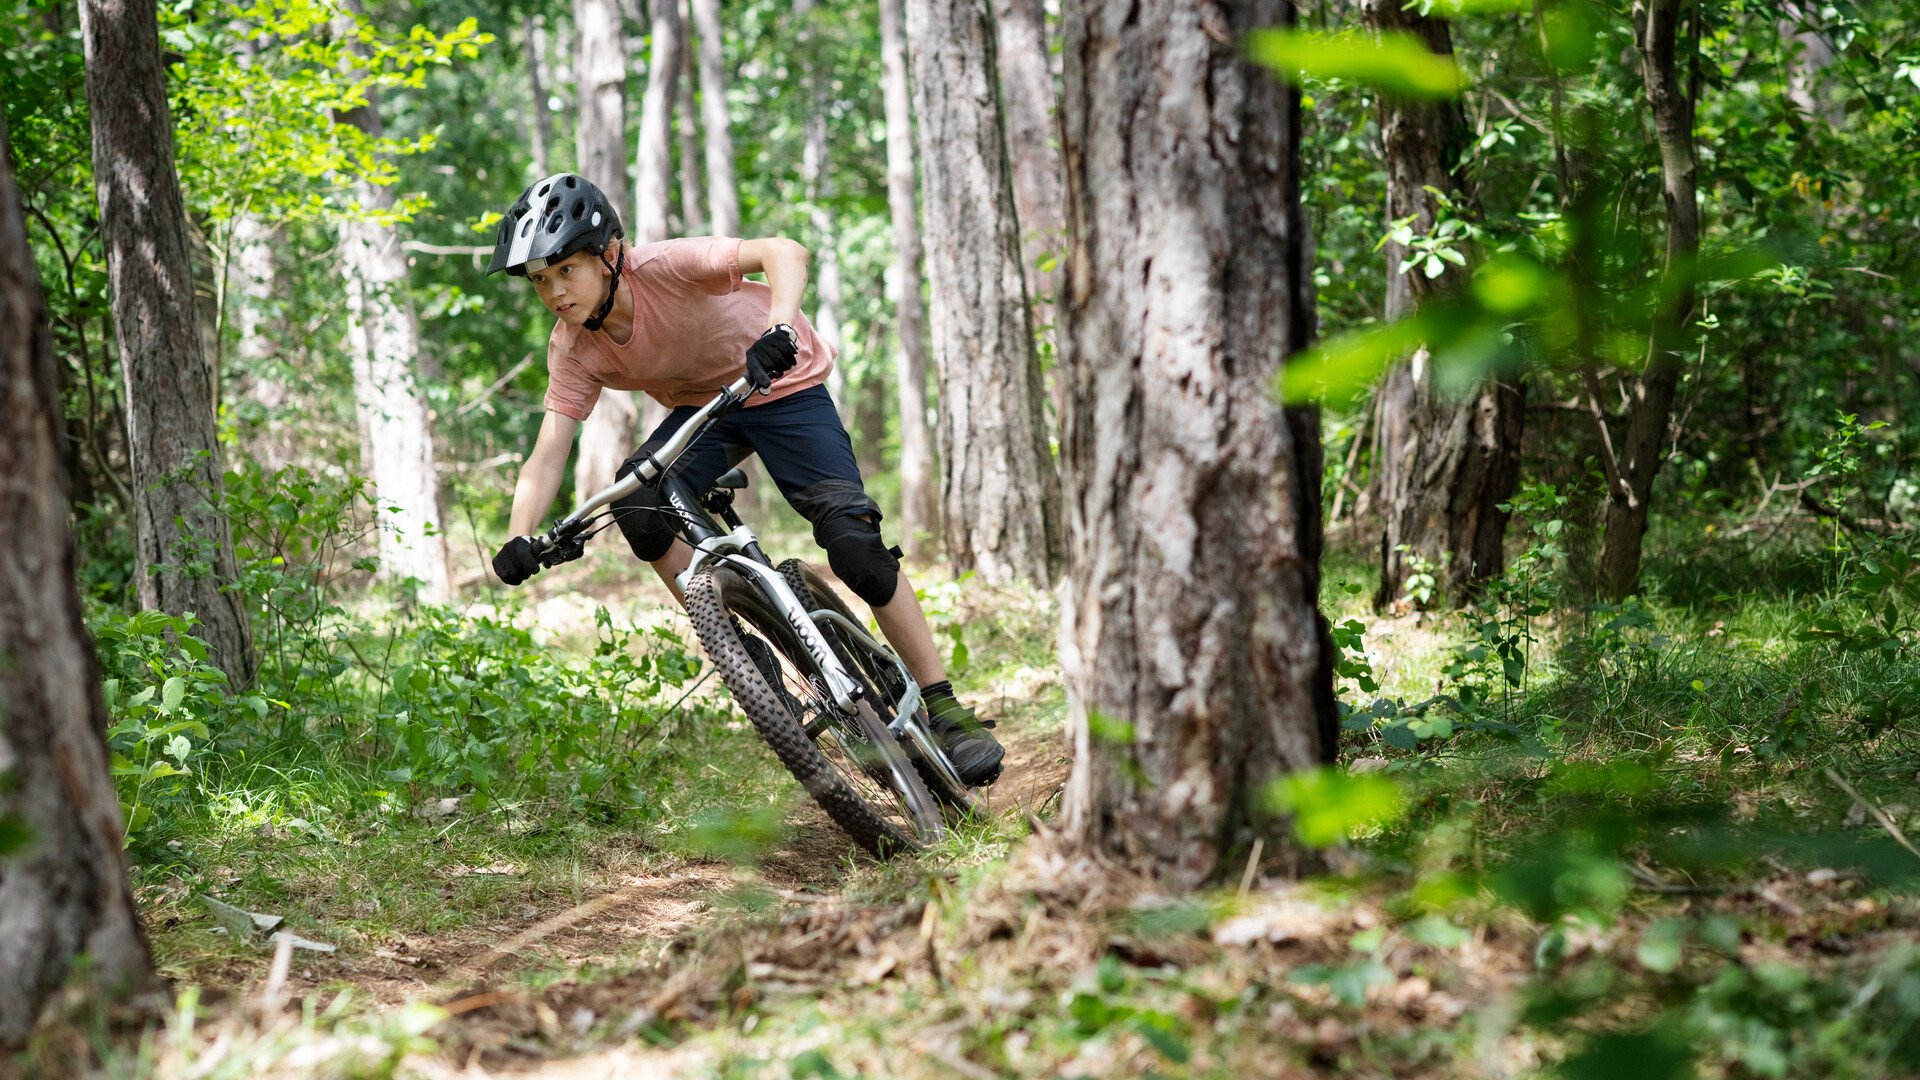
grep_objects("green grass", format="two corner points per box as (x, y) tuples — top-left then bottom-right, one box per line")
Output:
(59, 519), (1920, 1079)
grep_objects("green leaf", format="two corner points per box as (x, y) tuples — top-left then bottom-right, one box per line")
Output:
(0, 816), (32, 857)
(1407, 914), (1472, 949)
(1131, 1014), (1191, 1063)
(160, 676), (186, 715)
(1558, 1027), (1695, 1080)
(1246, 29), (1471, 99)
(1265, 767), (1406, 847)
(1292, 960), (1394, 1007)
(1086, 710), (1138, 746)
(1636, 918), (1687, 973)
(1278, 314), (1436, 406)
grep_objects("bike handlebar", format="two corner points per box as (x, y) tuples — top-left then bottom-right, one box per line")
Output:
(530, 374), (756, 567)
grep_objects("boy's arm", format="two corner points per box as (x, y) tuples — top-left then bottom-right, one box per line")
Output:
(737, 237), (809, 329)
(507, 410), (581, 537)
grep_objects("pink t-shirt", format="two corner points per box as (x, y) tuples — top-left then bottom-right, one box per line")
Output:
(542, 237), (835, 419)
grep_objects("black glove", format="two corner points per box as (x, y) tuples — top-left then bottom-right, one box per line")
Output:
(492, 536), (542, 586)
(744, 324), (799, 395)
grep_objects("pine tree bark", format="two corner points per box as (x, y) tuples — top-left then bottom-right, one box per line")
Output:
(1596, 0), (1699, 598)
(1364, 0), (1521, 610)
(573, 0), (644, 495)
(627, 0), (685, 439)
(525, 15), (554, 177)
(1056, 0), (1335, 887)
(690, 0), (740, 236)
(633, 0), (685, 246)
(1, 115), (155, 1047)
(991, 0), (1063, 337)
(676, 16), (706, 235)
(906, 0), (1062, 585)
(879, 0), (938, 554)
(796, 0), (848, 414)
(334, 97), (452, 602)
(79, 0), (254, 685)
(226, 214), (297, 472)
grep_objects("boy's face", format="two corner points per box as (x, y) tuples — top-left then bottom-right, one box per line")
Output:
(527, 250), (611, 327)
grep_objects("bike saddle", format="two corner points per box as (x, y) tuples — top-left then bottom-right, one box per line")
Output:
(711, 467), (749, 491)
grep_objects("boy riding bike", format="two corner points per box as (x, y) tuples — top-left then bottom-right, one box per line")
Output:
(485, 173), (1003, 787)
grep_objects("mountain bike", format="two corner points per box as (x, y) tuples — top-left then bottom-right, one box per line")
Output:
(522, 376), (980, 857)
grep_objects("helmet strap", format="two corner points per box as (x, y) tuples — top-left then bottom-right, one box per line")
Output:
(582, 239), (624, 332)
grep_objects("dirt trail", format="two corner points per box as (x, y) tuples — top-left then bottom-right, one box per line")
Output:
(402, 709), (1066, 1072)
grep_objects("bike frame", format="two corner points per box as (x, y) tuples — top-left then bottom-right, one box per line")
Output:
(534, 378), (972, 798)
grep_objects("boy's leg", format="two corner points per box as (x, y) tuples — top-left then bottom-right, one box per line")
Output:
(869, 570), (944, 686)
(610, 404), (742, 602)
(739, 387), (1004, 785)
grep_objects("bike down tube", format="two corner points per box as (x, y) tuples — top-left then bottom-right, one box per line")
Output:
(678, 530), (867, 711)
(553, 376), (754, 531)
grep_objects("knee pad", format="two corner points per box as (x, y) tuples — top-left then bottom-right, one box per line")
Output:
(611, 454), (678, 562)
(816, 515), (901, 607)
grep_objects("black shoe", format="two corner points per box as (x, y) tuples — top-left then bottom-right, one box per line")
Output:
(924, 694), (1004, 786)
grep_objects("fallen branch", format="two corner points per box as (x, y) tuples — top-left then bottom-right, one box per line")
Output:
(401, 241), (493, 257)
(255, 932), (295, 1019)
(460, 881), (661, 974)
(1799, 492), (1909, 537)
(454, 353), (534, 417)
(1824, 767), (1920, 864)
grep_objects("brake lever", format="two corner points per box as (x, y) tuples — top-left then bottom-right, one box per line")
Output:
(536, 519), (589, 568)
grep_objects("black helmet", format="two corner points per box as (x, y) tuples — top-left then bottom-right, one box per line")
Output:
(488, 172), (624, 277)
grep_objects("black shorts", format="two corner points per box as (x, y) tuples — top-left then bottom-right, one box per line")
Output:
(632, 384), (880, 526)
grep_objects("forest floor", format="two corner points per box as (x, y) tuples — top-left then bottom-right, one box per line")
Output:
(26, 528), (1920, 1079)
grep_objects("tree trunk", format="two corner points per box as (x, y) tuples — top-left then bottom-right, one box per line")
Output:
(690, 0), (740, 236)
(990, 0), (1063, 341)
(633, 0), (684, 246)
(628, 0), (685, 438)
(333, 118), (452, 602)
(573, 0), (644, 495)
(1596, 0), (1699, 599)
(796, 0), (848, 414)
(1363, 0), (1521, 610)
(879, 0), (939, 556)
(1056, 0), (1335, 888)
(225, 214), (297, 472)
(906, 0), (1062, 585)
(79, 0), (255, 685)
(525, 15), (554, 177)
(0, 114), (155, 1047)
(676, 11), (706, 234)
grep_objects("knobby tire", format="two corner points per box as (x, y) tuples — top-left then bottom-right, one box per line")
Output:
(776, 559), (981, 816)
(684, 565), (936, 859)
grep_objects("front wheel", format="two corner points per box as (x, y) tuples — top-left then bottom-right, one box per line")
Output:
(683, 565), (941, 858)
(776, 559), (985, 818)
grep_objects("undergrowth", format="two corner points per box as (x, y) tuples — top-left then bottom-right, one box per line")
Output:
(39, 460), (1920, 1078)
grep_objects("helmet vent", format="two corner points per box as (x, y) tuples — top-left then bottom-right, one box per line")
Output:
(535, 182), (550, 196)
(519, 217), (534, 237)
(564, 176), (578, 188)
(547, 213), (563, 233)
(571, 200), (586, 220)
